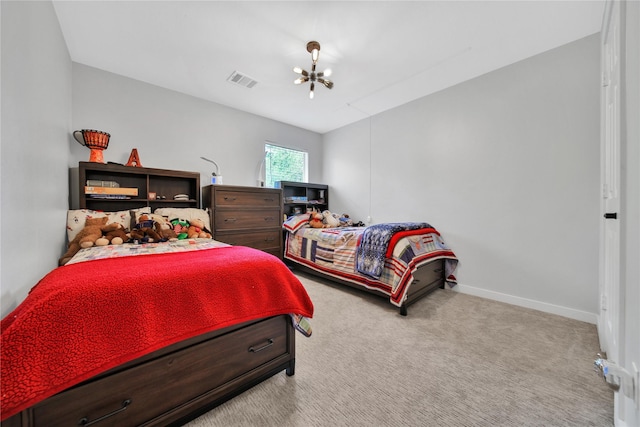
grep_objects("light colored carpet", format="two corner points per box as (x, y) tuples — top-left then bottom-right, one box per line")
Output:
(186, 272), (613, 427)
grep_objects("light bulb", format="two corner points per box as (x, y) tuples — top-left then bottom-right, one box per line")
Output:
(323, 69), (332, 77)
(309, 90), (314, 99)
(311, 48), (319, 63)
(293, 66), (302, 74)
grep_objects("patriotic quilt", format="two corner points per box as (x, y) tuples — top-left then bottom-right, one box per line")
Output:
(356, 222), (431, 278)
(285, 226), (458, 306)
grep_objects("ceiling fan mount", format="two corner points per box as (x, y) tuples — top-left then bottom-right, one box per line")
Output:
(306, 41), (321, 55)
(293, 40), (333, 99)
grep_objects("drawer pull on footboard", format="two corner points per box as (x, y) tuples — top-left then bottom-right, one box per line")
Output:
(248, 338), (274, 353)
(78, 399), (131, 426)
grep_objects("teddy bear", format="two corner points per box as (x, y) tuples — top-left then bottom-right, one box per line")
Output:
(153, 216), (178, 241)
(95, 222), (129, 246)
(59, 216), (109, 265)
(308, 210), (325, 228)
(130, 214), (162, 243)
(187, 218), (212, 239)
(130, 226), (161, 243)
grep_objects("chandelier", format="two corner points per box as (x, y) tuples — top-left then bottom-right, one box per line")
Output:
(293, 41), (334, 99)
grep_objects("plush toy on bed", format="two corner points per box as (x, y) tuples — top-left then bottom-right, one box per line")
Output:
(59, 216), (109, 265)
(95, 223), (129, 246)
(170, 218), (190, 239)
(339, 213), (354, 227)
(153, 216), (179, 241)
(130, 214), (162, 243)
(187, 218), (212, 239)
(309, 210), (325, 228)
(322, 210), (341, 228)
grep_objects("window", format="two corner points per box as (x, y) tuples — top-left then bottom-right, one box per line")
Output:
(264, 143), (308, 188)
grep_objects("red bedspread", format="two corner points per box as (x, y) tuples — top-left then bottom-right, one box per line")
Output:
(0, 246), (314, 420)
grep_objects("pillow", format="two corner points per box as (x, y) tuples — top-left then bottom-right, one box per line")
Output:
(66, 207), (151, 242)
(283, 214), (310, 233)
(153, 208), (211, 229)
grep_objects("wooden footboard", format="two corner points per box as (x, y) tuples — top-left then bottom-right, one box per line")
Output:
(289, 259), (446, 316)
(3, 315), (295, 427)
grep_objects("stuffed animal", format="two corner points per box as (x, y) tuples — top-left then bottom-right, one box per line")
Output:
(187, 218), (212, 239)
(309, 210), (325, 228)
(95, 222), (129, 246)
(154, 217), (178, 241)
(130, 227), (161, 243)
(131, 214), (161, 243)
(170, 218), (190, 239)
(59, 217), (109, 265)
(322, 210), (340, 228)
(339, 214), (354, 227)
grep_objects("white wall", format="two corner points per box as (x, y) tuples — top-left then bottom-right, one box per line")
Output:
(72, 64), (323, 190)
(324, 34), (601, 322)
(0, 1), (72, 316)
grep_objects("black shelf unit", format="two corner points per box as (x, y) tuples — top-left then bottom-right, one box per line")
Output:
(76, 162), (200, 212)
(275, 181), (328, 217)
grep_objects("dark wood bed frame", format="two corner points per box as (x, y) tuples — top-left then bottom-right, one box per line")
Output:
(288, 258), (446, 316)
(4, 164), (300, 426)
(4, 315), (295, 427)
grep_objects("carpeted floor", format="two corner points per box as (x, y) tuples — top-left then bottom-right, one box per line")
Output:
(186, 272), (613, 427)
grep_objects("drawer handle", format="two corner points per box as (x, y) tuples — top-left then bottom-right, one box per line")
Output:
(223, 196), (237, 201)
(264, 197), (274, 202)
(224, 218), (237, 222)
(434, 268), (443, 273)
(264, 237), (275, 242)
(78, 399), (131, 426)
(249, 338), (274, 353)
(264, 217), (274, 221)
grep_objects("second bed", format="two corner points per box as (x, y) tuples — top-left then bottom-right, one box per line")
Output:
(284, 221), (458, 315)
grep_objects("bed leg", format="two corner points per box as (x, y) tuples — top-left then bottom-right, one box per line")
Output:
(286, 360), (295, 376)
(400, 305), (408, 316)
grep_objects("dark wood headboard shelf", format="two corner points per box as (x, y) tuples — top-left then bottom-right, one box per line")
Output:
(77, 162), (200, 212)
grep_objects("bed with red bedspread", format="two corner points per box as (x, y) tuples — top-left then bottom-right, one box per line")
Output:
(284, 222), (457, 315)
(1, 240), (314, 426)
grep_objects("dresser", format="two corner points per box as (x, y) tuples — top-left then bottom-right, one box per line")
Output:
(203, 185), (283, 258)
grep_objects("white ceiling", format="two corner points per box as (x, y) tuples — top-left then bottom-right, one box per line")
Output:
(52, 1), (605, 134)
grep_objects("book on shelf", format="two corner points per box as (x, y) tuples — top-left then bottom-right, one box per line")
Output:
(85, 186), (139, 196)
(285, 196), (308, 203)
(88, 194), (131, 200)
(86, 180), (119, 188)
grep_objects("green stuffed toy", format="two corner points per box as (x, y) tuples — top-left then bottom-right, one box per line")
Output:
(170, 218), (190, 240)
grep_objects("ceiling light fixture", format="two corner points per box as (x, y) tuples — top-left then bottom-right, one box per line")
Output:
(293, 41), (333, 99)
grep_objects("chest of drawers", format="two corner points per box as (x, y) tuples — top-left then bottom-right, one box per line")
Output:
(203, 185), (283, 258)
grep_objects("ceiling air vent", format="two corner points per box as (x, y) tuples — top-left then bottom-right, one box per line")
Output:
(227, 71), (258, 89)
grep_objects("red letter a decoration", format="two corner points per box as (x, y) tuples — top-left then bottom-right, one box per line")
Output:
(126, 149), (142, 167)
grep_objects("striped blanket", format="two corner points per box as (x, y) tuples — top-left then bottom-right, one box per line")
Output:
(285, 226), (458, 306)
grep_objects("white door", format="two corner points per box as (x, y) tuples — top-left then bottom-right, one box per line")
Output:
(598, 0), (621, 365)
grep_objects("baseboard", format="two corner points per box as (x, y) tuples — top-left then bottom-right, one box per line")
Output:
(451, 283), (598, 324)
